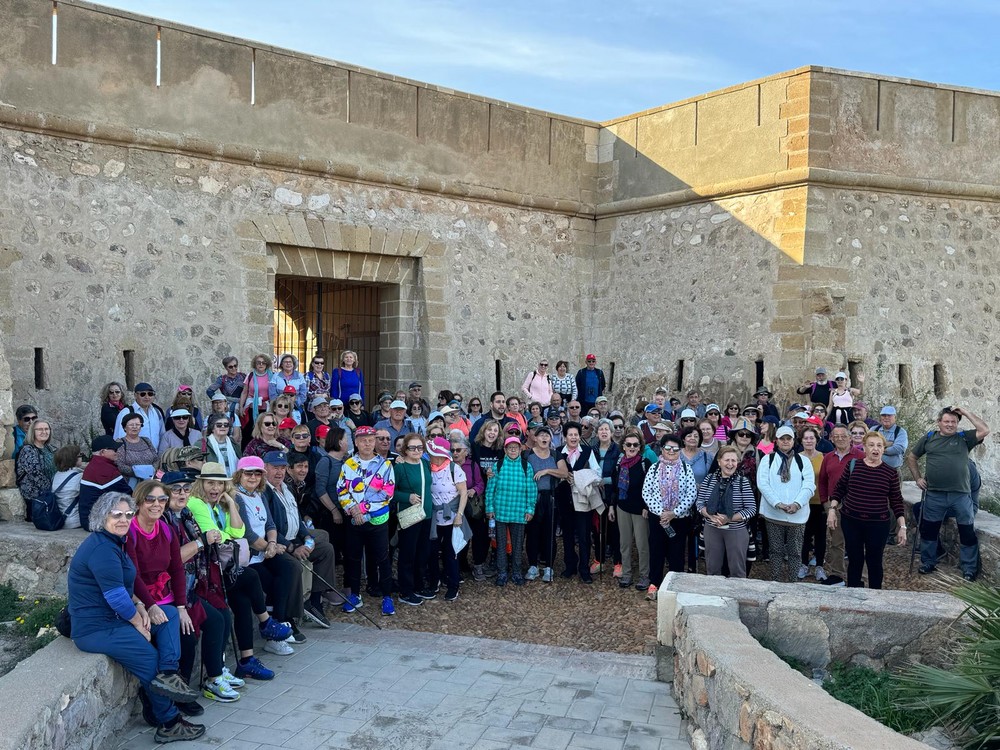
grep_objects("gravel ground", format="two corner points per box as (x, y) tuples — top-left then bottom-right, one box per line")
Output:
(334, 533), (966, 654)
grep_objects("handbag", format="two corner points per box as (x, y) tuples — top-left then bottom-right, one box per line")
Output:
(397, 464), (427, 530)
(32, 472), (79, 531)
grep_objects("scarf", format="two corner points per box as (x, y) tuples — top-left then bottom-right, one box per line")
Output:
(169, 425), (193, 445)
(777, 450), (794, 483)
(658, 461), (681, 511)
(108, 399), (125, 410)
(245, 371), (269, 423)
(208, 434), (239, 476)
(617, 453), (642, 501)
(706, 474), (735, 517)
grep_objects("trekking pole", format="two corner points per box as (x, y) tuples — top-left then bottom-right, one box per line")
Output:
(908, 488), (926, 575)
(548, 491), (556, 584)
(599, 508), (606, 580)
(292, 557), (382, 630)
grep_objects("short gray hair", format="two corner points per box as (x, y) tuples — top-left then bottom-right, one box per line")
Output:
(89, 491), (135, 531)
(450, 433), (471, 453)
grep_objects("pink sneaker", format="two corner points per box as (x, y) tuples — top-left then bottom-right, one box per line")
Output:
(646, 584), (658, 601)
(612, 563), (623, 578)
(589, 561), (603, 575)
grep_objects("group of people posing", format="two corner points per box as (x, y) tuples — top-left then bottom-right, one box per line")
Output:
(12, 354), (990, 742)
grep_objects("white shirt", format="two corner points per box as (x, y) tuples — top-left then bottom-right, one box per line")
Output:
(113, 404), (167, 451)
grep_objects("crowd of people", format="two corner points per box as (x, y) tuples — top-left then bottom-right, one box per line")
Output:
(10, 354), (989, 741)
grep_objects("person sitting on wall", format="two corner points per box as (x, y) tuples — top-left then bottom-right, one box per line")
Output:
(80, 436), (133, 531)
(12, 404), (38, 462)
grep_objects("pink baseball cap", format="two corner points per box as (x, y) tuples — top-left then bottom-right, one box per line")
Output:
(237, 456), (265, 472)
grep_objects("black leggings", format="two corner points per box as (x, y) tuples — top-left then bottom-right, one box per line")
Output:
(224, 566), (267, 652)
(801, 504), (828, 566)
(253, 555), (299, 621)
(526, 491), (556, 567)
(841, 515), (890, 589)
(594, 507), (622, 565)
(179, 598), (232, 681)
(396, 518), (431, 598)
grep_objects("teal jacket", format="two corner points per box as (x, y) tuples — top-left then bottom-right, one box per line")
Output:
(486, 456), (537, 524)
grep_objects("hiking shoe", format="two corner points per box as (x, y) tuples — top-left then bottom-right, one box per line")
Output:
(220, 666), (245, 688)
(445, 588), (460, 601)
(918, 564), (937, 575)
(154, 717), (206, 744)
(560, 568), (575, 579)
(821, 575), (846, 587)
(149, 672), (198, 703)
(589, 561), (603, 575)
(303, 602), (332, 629)
(264, 639), (294, 656)
(797, 564), (810, 580)
(619, 576), (633, 589)
(512, 575), (525, 587)
(259, 617), (292, 642)
(613, 563), (623, 578)
(234, 656), (274, 681)
(635, 577), (650, 591)
(809, 556), (816, 567)
(495, 574), (508, 587)
(416, 588), (437, 600)
(525, 565), (539, 581)
(814, 566), (828, 582)
(581, 574), (594, 584)
(963, 572), (977, 582)
(541, 567), (553, 582)
(381, 596), (396, 616)
(287, 623), (307, 643)
(400, 593), (422, 607)
(472, 564), (486, 582)
(646, 585), (658, 601)
(176, 701), (204, 716)
(202, 676), (240, 703)
(342, 594), (363, 612)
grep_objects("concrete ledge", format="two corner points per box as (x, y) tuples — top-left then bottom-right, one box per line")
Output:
(0, 637), (137, 750)
(0, 522), (87, 597)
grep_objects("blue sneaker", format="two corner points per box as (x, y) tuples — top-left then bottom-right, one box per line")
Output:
(259, 617), (292, 642)
(343, 594), (363, 613)
(381, 596), (395, 617)
(234, 656), (274, 681)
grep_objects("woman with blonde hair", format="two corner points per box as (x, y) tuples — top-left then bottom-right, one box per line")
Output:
(243, 413), (290, 459)
(331, 350), (365, 404)
(100, 381), (128, 436)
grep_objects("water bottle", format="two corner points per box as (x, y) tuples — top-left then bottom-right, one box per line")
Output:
(304, 518), (314, 530)
(664, 522), (676, 538)
(304, 537), (315, 551)
(488, 518), (496, 539)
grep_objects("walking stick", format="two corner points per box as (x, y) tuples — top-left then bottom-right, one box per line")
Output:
(908, 488), (926, 575)
(548, 491), (556, 585)
(292, 556), (383, 630)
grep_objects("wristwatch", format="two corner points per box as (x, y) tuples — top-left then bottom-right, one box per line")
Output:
(195, 538), (205, 550)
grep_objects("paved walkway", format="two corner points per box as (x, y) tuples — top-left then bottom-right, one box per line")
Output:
(114, 622), (687, 750)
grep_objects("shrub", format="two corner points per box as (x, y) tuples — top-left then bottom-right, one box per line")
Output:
(0, 582), (18, 622)
(822, 663), (932, 736)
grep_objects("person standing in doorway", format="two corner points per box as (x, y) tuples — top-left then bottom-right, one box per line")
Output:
(574, 355), (607, 413)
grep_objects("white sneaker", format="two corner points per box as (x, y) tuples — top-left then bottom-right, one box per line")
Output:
(220, 666), (245, 688)
(541, 567), (553, 583)
(809, 556), (816, 567)
(525, 566), (539, 581)
(203, 675), (241, 703)
(264, 639), (294, 656)
(797, 564), (810, 580)
(814, 566), (828, 582)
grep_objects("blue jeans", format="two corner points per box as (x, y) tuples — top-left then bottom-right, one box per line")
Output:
(74, 605), (182, 724)
(919, 490), (979, 576)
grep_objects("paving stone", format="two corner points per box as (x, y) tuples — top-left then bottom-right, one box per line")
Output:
(530, 726), (574, 749)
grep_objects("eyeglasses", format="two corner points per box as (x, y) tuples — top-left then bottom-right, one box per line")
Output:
(108, 389), (122, 394)
(226, 364), (239, 370)
(143, 495), (169, 504)
(292, 433), (310, 439)
(850, 431), (866, 436)
(623, 442), (640, 448)
(661, 446), (681, 453)
(405, 445), (423, 452)
(108, 510), (136, 520)
(170, 485), (192, 493)
(376, 436), (391, 441)
(214, 422), (230, 429)
(136, 391), (154, 397)
(262, 421), (276, 427)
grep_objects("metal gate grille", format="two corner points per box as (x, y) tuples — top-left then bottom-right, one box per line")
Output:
(274, 278), (381, 407)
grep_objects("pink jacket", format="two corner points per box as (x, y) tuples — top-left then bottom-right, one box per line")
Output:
(521, 370), (554, 406)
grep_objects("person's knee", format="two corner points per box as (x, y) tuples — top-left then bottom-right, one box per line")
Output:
(920, 518), (942, 540)
(957, 524), (978, 547)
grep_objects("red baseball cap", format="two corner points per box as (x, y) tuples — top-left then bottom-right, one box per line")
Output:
(585, 354), (597, 361)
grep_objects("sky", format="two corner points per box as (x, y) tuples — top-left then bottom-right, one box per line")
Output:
(97, 1), (998, 121)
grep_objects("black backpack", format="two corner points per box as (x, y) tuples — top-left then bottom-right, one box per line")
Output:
(32, 472), (79, 531)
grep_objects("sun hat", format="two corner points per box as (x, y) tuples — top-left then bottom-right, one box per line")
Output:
(236, 456), (265, 472)
(198, 462), (230, 479)
(426, 437), (451, 458)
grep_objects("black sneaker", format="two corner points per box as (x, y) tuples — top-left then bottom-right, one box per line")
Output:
(154, 716), (206, 744)
(288, 622), (307, 643)
(918, 563), (937, 575)
(963, 572), (977, 582)
(176, 701), (204, 717)
(444, 588), (459, 601)
(416, 588), (438, 600)
(560, 569), (575, 579)
(580, 574), (594, 584)
(399, 593), (423, 606)
(303, 602), (332, 629)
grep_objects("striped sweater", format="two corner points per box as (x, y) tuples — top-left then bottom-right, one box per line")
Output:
(831, 459), (904, 522)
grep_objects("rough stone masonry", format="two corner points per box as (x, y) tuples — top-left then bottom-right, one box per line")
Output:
(0, 0), (997, 486)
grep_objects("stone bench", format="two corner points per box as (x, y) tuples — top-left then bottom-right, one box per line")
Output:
(0, 637), (136, 750)
(0, 522), (87, 597)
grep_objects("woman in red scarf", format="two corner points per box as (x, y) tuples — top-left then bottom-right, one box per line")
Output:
(101, 381), (127, 436)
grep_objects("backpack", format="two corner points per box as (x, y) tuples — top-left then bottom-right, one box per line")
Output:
(32, 472), (80, 531)
(767, 452), (805, 473)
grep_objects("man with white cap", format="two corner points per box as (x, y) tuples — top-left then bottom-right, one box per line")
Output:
(876, 406), (908, 471)
(374, 400), (408, 444)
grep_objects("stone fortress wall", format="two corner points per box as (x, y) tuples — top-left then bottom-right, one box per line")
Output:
(0, 0), (997, 483)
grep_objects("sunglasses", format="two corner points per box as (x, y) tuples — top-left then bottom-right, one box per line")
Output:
(174, 416), (190, 420)
(143, 495), (169, 504)
(735, 432), (754, 439)
(21, 415), (37, 423)
(405, 445), (423, 452)
(331, 406), (344, 411)
(313, 360), (325, 365)
(376, 437), (391, 441)
(262, 421), (277, 427)
(539, 362), (549, 367)
(226, 364), (239, 369)
(623, 442), (640, 448)
(661, 446), (681, 453)
(851, 431), (866, 436)
(681, 418), (696, 423)
(170, 485), (193, 493)
(292, 433), (310, 439)
(349, 400), (362, 404)
(214, 422), (231, 429)
(108, 388), (122, 394)
(136, 391), (154, 397)
(108, 510), (136, 520)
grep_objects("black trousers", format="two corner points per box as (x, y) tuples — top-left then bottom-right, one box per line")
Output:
(801, 504), (828, 566)
(396, 518), (431, 598)
(345, 521), (392, 598)
(649, 515), (692, 585)
(253, 554), (301, 621)
(224, 565), (267, 653)
(556, 486), (591, 576)
(526, 491), (556, 567)
(841, 515), (890, 589)
(594, 508), (621, 565)
(179, 598), (232, 682)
